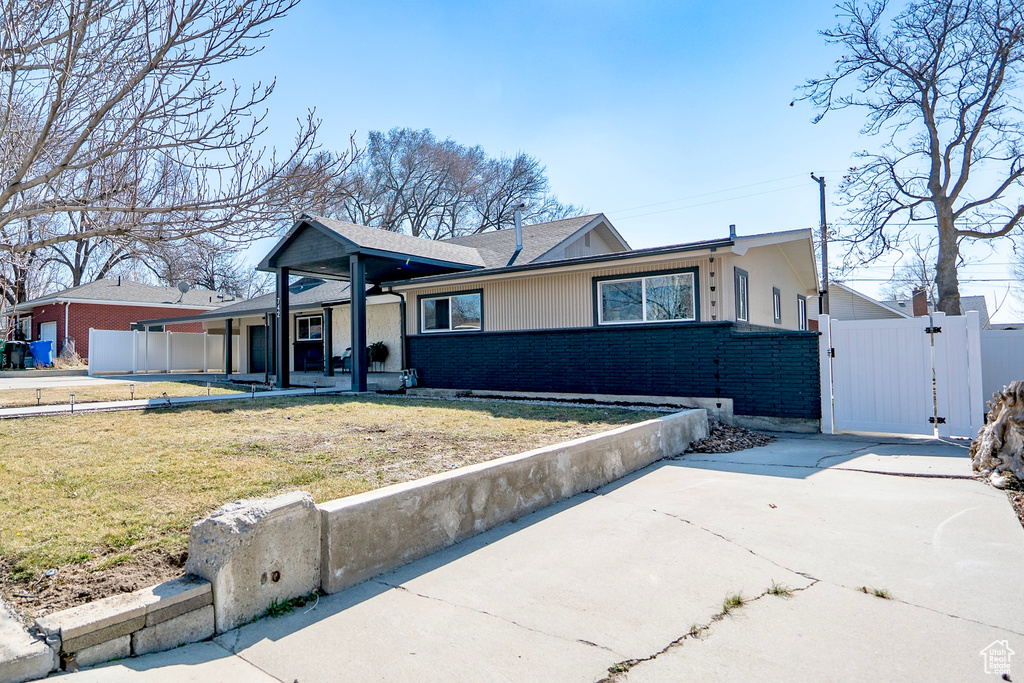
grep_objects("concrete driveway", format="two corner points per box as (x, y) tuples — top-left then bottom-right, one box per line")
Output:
(70, 434), (1024, 682)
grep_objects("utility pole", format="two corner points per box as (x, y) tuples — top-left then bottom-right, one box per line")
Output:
(810, 173), (829, 315)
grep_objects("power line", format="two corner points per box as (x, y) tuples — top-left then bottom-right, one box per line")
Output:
(606, 173), (823, 215)
(612, 183), (812, 222)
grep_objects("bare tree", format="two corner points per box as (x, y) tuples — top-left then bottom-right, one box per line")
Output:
(804, 0), (1024, 314)
(880, 236), (941, 302)
(331, 128), (582, 238)
(0, 0), (351, 303)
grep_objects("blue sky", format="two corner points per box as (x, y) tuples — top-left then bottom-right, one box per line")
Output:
(232, 0), (1019, 319)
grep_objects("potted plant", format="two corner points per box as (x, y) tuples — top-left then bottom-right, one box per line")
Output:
(367, 341), (389, 368)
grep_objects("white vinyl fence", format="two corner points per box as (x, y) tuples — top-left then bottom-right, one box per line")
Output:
(820, 311), (984, 438)
(980, 329), (1024, 404)
(88, 329), (238, 375)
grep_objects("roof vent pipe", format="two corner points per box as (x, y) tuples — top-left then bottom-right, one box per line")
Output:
(729, 224), (737, 239)
(117, 276), (121, 286)
(506, 203), (527, 266)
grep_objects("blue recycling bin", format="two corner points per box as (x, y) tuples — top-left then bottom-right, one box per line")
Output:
(28, 340), (53, 367)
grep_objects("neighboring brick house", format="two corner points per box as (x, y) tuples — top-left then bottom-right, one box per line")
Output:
(10, 279), (233, 359)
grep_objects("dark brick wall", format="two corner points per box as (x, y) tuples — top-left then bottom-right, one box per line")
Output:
(407, 322), (821, 419)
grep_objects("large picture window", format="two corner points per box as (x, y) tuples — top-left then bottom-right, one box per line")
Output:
(597, 270), (696, 324)
(421, 292), (482, 332)
(296, 315), (323, 341)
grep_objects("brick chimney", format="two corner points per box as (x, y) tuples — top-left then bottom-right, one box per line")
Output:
(912, 287), (929, 317)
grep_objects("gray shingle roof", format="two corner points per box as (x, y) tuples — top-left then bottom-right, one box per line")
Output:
(444, 214), (605, 268)
(305, 216), (487, 268)
(17, 279), (228, 310)
(213, 278), (351, 318)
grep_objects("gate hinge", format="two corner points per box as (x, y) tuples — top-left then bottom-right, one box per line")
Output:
(925, 326), (942, 334)
(929, 416), (947, 424)
(828, 347), (836, 358)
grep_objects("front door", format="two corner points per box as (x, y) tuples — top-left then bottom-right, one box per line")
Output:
(249, 325), (270, 374)
(40, 321), (57, 345)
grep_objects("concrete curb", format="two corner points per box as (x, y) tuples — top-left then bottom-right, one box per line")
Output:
(0, 387), (346, 420)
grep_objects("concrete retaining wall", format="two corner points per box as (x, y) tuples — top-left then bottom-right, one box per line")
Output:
(319, 408), (707, 594)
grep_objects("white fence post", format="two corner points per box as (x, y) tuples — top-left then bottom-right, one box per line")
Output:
(166, 331), (172, 373)
(88, 328), (95, 376)
(818, 314), (834, 434)
(931, 312), (950, 438)
(965, 310), (984, 435)
(203, 331), (209, 373)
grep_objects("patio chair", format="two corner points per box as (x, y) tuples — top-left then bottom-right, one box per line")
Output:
(335, 347), (352, 374)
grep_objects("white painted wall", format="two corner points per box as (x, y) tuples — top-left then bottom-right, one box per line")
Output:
(330, 301), (403, 372)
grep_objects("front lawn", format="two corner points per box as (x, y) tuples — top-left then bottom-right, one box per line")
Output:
(0, 395), (646, 615)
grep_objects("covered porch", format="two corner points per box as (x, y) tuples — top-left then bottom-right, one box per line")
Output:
(258, 215), (484, 390)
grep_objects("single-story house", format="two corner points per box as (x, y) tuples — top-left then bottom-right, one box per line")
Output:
(10, 278), (231, 359)
(827, 282), (911, 320)
(143, 213), (824, 427)
(828, 282), (993, 329)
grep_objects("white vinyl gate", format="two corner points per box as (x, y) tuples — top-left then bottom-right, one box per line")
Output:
(819, 312), (984, 438)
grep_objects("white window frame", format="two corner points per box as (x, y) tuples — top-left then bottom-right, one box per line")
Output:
(597, 271), (697, 325)
(797, 295), (808, 331)
(734, 268), (749, 322)
(772, 287), (782, 325)
(295, 314), (323, 341)
(420, 292), (482, 333)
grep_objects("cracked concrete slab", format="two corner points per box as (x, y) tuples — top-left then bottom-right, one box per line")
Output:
(213, 576), (613, 682)
(604, 455), (1024, 635)
(375, 493), (813, 658)
(622, 581), (1016, 683)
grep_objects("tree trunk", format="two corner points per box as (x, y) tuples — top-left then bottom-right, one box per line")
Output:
(934, 207), (962, 315)
(971, 381), (1024, 488)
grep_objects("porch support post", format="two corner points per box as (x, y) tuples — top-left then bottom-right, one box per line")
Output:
(350, 254), (367, 392)
(224, 318), (233, 379)
(268, 312), (277, 379)
(323, 305), (334, 377)
(276, 267), (290, 388)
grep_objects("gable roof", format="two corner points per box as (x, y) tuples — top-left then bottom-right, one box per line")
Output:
(14, 279), (228, 312)
(259, 215), (487, 274)
(443, 213), (628, 268)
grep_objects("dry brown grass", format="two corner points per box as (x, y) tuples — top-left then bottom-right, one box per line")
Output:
(0, 380), (247, 408)
(0, 395), (644, 585)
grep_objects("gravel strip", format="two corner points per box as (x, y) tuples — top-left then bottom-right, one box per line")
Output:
(686, 422), (774, 453)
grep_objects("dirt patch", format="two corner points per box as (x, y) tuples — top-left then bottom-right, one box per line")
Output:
(1008, 490), (1024, 531)
(686, 422), (774, 453)
(1, 549), (186, 624)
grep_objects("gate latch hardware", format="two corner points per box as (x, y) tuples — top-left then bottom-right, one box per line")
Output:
(925, 326), (942, 334)
(929, 416), (947, 424)
(828, 348), (836, 358)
